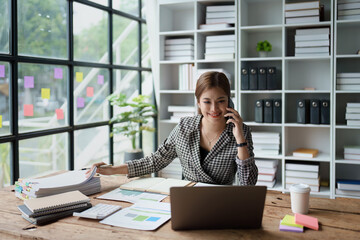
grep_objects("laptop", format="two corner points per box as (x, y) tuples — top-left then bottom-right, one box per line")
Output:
(170, 185), (267, 230)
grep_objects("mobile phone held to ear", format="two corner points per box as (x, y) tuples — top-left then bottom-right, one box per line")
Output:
(228, 97), (234, 109)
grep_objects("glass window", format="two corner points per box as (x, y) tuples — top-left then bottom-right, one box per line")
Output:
(74, 67), (109, 124)
(0, 62), (10, 136)
(0, 143), (11, 188)
(113, 69), (139, 98)
(141, 0), (146, 19)
(19, 133), (68, 179)
(89, 0), (108, 6)
(0, 0), (10, 54)
(113, 0), (139, 17)
(17, 0), (67, 59)
(113, 15), (139, 66)
(73, 3), (109, 63)
(142, 23), (151, 68)
(18, 63), (68, 133)
(74, 126), (109, 169)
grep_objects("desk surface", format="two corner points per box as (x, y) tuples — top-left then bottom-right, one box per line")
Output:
(1, 175), (359, 240)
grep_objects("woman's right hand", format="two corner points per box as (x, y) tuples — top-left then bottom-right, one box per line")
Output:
(86, 162), (115, 177)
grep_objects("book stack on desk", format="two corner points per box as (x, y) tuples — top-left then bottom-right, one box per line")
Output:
(285, 161), (320, 192)
(252, 132), (280, 156)
(336, 179), (360, 196)
(164, 38), (194, 61)
(255, 159), (278, 188)
(337, 73), (360, 91)
(284, 0), (322, 24)
(337, 0), (360, 20)
(345, 103), (360, 126)
(204, 34), (235, 60)
(199, 5), (235, 30)
(294, 27), (330, 57)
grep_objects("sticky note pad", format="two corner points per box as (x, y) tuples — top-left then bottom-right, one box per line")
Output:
(97, 75), (104, 85)
(281, 215), (303, 228)
(41, 88), (50, 99)
(0, 65), (5, 78)
(86, 87), (94, 97)
(76, 72), (83, 82)
(56, 109), (64, 120)
(24, 104), (34, 117)
(0, 115), (2, 128)
(77, 97), (85, 108)
(24, 76), (34, 88)
(279, 220), (303, 233)
(54, 68), (63, 79)
(295, 213), (319, 230)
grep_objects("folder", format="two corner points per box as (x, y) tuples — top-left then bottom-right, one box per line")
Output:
(264, 99), (273, 123)
(241, 68), (249, 90)
(320, 99), (330, 124)
(273, 99), (282, 123)
(255, 99), (264, 123)
(258, 67), (267, 90)
(297, 99), (310, 124)
(310, 99), (320, 124)
(249, 67), (258, 90)
(267, 67), (277, 90)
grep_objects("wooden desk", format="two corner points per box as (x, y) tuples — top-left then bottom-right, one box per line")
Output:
(1, 175), (359, 240)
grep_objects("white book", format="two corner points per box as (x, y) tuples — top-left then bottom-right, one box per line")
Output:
(336, 188), (360, 196)
(347, 120), (360, 126)
(286, 16), (320, 24)
(253, 144), (280, 150)
(338, 8), (360, 16)
(206, 5), (235, 12)
(338, 14), (360, 20)
(337, 180), (360, 191)
(295, 46), (329, 53)
(252, 138), (280, 144)
(295, 33), (329, 41)
(295, 52), (330, 57)
(258, 174), (275, 182)
(345, 113), (360, 119)
(295, 40), (330, 47)
(344, 146), (360, 154)
(206, 11), (236, 19)
(206, 41), (235, 48)
(337, 84), (360, 90)
(286, 183), (320, 192)
(338, 0), (360, 3)
(165, 56), (193, 61)
(206, 17), (235, 24)
(254, 149), (280, 155)
(285, 1), (320, 11)
(204, 53), (235, 60)
(346, 107), (360, 113)
(165, 44), (194, 51)
(337, 78), (360, 84)
(168, 105), (195, 113)
(256, 180), (276, 188)
(286, 176), (320, 186)
(285, 163), (319, 172)
(295, 27), (329, 35)
(172, 112), (195, 117)
(251, 132), (279, 138)
(199, 23), (233, 30)
(205, 47), (235, 54)
(286, 170), (319, 179)
(258, 167), (277, 175)
(255, 159), (278, 168)
(165, 50), (194, 57)
(165, 38), (194, 45)
(285, 8), (319, 17)
(206, 34), (235, 42)
(344, 153), (360, 160)
(338, 2), (360, 10)
(337, 72), (360, 78)
(347, 102), (360, 107)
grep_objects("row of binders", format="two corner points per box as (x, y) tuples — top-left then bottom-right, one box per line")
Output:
(345, 102), (360, 126)
(255, 99), (282, 124)
(294, 27), (330, 57)
(337, 0), (360, 20)
(285, 0), (323, 24)
(297, 99), (330, 124)
(337, 72), (360, 91)
(199, 5), (235, 30)
(241, 67), (280, 90)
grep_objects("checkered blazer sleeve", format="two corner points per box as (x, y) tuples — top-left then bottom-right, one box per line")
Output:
(127, 124), (179, 178)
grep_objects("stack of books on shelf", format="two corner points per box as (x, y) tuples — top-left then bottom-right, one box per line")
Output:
(252, 132), (280, 156)
(344, 145), (360, 161)
(292, 148), (319, 158)
(167, 105), (196, 122)
(255, 159), (278, 188)
(336, 179), (360, 197)
(199, 5), (235, 30)
(337, 0), (360, 20)
(294, 28), (330, 57)
(204, 34), (235, 60)
(285, 161), (320, 192)
(337, 72), (360, 90)
(196, 68), (231, 84)
(178, 64), (195, 90)
(285, 0), (321, 24)
(164, 38), (194, 61)
(346, 102), (360, 126)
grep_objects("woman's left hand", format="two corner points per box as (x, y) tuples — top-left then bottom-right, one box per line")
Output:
(225, 107), (245, 143)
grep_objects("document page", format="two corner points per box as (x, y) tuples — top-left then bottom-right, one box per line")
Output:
(120, 177), (165, 192)
(148, 178), (192, 194)
(97, 188), (167, 203)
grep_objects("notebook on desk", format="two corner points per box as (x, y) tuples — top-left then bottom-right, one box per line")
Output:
(170, 186), (267, 230)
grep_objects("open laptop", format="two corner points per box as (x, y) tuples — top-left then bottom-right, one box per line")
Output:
(170, 185), (267, 230)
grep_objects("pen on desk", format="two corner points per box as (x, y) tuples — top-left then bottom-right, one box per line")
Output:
(81, 164), (112, 170)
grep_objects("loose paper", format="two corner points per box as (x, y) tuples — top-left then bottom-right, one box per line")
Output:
(76, 72), (83, 82)
(77, 97), (85, 108)
(86, 87), (94, 97)
(24, 76), (34, 89)
(24, 104), (34, 117)
(54, 68), (63, 79)
(56, 109), (64, 120)
(41, 88), (50, 99)
(0, 115), (2, 128)
(97, 75), (104, 85)
(97, 188), (167, 204)
(0, 65), (5, 78)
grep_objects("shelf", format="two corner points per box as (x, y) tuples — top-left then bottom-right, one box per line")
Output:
(284, 123), (330, 128)
(240, 57), (282, 61)
(254, 154), (283, 159)
(335, 160), (360, 165)
(159, 30), (195, 36)
(159, 90), (194, 94)
(196, 28), (235, 33)
(285, 153), (331, 162)
(244, 121), (282, 127)
(285, 56), (331, 61)
(160, 60), (195, 64)
(336, 125), (360, 129)
(196, 59), (235, 63)
(336, 90), (360, 94)
(284, 90), (330, 93)
(268, 182), (283, 192)
(335, 194), (360, 199)
(240, 90), (282, 94)
(284, 21), (331, 28)
(240, 25), (282, 32)
(336, 54), (360, 59)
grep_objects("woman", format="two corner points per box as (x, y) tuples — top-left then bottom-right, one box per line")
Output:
(89, 71), (258, 185)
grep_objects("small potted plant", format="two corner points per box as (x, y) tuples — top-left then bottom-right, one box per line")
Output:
(107, 93), (157, 162)
(256, 40), (272, 57)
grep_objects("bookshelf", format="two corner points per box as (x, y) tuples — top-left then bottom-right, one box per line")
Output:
(157, 0), (360, 198)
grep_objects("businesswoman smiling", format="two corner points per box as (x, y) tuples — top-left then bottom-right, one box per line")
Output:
(89, 71), (258, 185)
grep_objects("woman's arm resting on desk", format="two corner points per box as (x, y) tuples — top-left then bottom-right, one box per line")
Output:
(86, 162), (129, 176)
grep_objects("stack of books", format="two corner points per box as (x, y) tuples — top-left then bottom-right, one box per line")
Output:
(255, 159), (278, 188)
(338, 0), (360, 20)
(164, 38), (194, 61)
(178, 64), (195, 90)
(204, 34), (235, 60)
(199, 5), (235, 30)
(346, 102), (360, 126)
(167, 105), (196, 122)
(344, 145), (360, 161)
(292, 148), (319, 158)
(285, 0), (321, 24)
(336, 179), (360, 196)
(285, 161), (320, 192)
(294, 27), (330, 57)
(252, 132), (280, 156)
(196, 68), (231, 84)
(337, 72), (360, 90)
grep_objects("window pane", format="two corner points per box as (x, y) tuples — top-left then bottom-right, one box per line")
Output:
(113, 70), (138, 97)
(74, 67), (109, 124)
(0, 62), (10, 136)
(113, 124), (134, 165)
(113, 15), (139, 66)
(141, 71), (155, 156)
(19, 133), (68, 179)
(18, 0), (67, 59)
(74, 3), (109, 63)
(0, 143), (11, 188)
(113, 0), (139, 17)
(18, 63), (68, 133)
(0, 0), (10, 54)
(142, 23), (151, 68)
(141, 0), (146, 19)
(75, 126), (109, 169)
(89, 0), (108, 6)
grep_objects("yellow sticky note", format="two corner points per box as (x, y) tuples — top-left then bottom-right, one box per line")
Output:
(41, 88), (50, 99)
(76, 72), (83, 82)
(281, 215), (303, 228)
(0, 115), (2, 128)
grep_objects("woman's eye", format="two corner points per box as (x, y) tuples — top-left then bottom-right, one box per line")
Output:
(203, 101), (210, 104)
(219, 100), (225, 103)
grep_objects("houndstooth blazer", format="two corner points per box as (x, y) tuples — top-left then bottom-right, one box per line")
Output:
(127, 115), (258, 185)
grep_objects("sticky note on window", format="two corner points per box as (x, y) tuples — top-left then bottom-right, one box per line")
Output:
(24, 104), (34, 117)
(97, 75), (104, 85)
(41, 88), (50, 99)
(77, 97), (85, 108)
(0, 65), (5, 78)
(0, 115), (2, 128)
(86, 87), (94, 97)
(76, 72), (83, 82)
(56, 109), (64, 120)
(54, 68), (63, 79)
(24, 76), (34, 88)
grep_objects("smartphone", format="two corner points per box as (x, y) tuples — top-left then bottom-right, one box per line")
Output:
(226, 97), (235, 121)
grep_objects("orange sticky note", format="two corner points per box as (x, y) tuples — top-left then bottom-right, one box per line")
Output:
(41, 88), (50, 99)
(0, 115), (2, 128)
(24, 104), (34, 117)
(295, 213), (319, 230)
(86, 87), (94, 97)
(76, 72), (83, 82)
(56, 109), (64, 120)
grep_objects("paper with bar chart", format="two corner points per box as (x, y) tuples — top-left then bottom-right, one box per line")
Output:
(97, 188), (167, 204)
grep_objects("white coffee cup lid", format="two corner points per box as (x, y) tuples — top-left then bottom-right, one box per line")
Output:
(290, 184), (311, 193)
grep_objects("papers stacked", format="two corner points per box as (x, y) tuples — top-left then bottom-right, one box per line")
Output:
(344, 145), (360, 160)
(337, 73), (360, 91)
(199, 5), (235, 30)
(164, 38), (194, 61)
(285, 0), (321, 24)
(338, 0), (360, 20)
(294, 28), (330, 57)
(204, 34), (235, 60)
(252, 132), (280, 156)
(336, 179), (360, 196)
(285, 161), (320, 192)
(167, 105), (196, 123)
(345, 103), (360, 126)
(255, 159), (278, 188)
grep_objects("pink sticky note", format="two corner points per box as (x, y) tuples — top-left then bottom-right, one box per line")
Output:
(56, 109), (64, 120)
(86, 87), (94, 97)
(97, 75), (104, 85)
(54, 68), (63, 79)
(24, 76), (34, 89)
(24, 104), (34, 117)
(295, 213), (319, 231)
(0, 65), (5, 78)
(77, 97), (85, 108)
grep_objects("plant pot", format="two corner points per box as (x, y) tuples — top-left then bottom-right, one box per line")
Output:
(124, 149), (144, 163)
(258, 51), (268, 57)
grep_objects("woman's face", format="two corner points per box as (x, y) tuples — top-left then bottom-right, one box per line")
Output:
(198, 87), (228, 123)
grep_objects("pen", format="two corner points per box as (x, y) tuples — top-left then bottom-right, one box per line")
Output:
(81, 164), (112, 170)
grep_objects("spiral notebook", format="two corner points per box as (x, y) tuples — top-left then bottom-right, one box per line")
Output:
(24, 190), (90, 213)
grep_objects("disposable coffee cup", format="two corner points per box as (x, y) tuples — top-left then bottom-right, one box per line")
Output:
(290, 184), (311, 214)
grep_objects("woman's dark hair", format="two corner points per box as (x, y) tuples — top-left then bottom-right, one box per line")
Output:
(195, 71), (231, 102)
